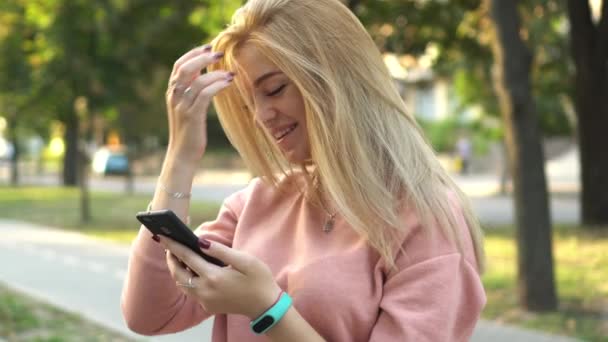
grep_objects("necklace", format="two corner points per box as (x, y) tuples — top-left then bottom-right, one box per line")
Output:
(311, 173), (337, 233)
(322, 211), (338, 233)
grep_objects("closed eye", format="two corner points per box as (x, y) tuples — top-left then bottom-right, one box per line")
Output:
(266, 84), (286, 97)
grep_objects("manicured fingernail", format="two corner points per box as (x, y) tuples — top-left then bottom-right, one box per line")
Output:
(213, 51), (225, 60)
(152, 234), (160, 243)
(226, 74), (234, 82)
(198, 238), (211, 249)
(202, 44), (212, 52)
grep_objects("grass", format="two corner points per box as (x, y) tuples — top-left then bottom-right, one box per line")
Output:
(482, 225), (608, 341)
(0, 185), (221, 243)
(1, 186), (607, 341)
(0, 283), (134, 341)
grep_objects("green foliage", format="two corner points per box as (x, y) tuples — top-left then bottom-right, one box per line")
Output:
(0, 284), (133, 341)
(0, 0), (579, 160)
(418, 114), (501, 155)
(418, 116), (463, 153)
(354, 0), (573, 137)
(0, 0), (243, 159)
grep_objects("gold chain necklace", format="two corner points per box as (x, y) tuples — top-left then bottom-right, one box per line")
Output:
(311, 173), (338, 233)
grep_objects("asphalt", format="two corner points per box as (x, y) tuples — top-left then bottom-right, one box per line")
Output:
(0, 219), (582, 342)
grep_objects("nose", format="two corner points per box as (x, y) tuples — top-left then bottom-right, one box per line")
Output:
(254, 101), (278, 127)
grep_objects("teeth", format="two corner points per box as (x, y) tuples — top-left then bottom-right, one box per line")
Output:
(275, 124), (297, 140)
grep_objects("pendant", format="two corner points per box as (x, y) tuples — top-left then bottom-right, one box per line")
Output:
(323, 218), (335, 233)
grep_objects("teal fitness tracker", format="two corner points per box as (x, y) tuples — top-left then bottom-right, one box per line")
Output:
(250, 291), (293, 335)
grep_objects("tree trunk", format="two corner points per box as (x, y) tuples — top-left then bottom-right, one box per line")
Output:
(63, 111), (79, 186)
(567, 0), (608, 227)
(6, 115), (19, 186)
(487, 0), (557, 311)
(78, 146), (91, 223)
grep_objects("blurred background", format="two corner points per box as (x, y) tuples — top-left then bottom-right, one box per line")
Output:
(0, 0), (606, 341)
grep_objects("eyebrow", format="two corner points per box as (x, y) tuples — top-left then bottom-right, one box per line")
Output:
(253, 71), (283, 88)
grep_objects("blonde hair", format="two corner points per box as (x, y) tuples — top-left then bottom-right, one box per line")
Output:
(208, 0), (485, 273)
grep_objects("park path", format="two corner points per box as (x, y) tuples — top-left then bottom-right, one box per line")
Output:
(14, 170), (581, 226)
(0, 220), (581, 342)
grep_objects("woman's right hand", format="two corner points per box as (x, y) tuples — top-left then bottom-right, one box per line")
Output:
(165, 44), (234, 165)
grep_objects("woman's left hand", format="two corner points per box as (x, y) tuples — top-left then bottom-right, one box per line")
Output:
(158, 236), (283, 320)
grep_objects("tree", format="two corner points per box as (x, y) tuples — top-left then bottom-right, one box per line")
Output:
(567, 0), (608, 226)
(486, 0), (557, 311)
(0, 2), (26, 185)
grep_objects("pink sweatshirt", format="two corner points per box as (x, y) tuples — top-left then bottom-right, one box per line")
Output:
(121, 173), (486, 341)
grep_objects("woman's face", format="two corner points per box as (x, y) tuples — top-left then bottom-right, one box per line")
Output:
(235, 44), (311, 164)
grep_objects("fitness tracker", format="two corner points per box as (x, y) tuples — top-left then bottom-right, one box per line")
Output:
(250, 291), (293, 335)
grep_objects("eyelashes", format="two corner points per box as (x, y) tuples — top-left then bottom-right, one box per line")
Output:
(266, 84), (286, 97)
(242, 83), (287, 111)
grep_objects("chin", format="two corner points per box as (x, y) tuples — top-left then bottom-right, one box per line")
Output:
(284, 149), (310, 164)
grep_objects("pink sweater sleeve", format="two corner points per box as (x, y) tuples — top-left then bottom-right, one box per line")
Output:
(368, 253), (485, 342)
(120, 192), (243, 335)
(369, 197), (486, 342)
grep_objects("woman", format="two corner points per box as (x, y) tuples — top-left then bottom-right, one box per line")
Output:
(121, 0), (486, 341)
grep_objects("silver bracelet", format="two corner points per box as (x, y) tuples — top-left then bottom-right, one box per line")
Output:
(158, 182), (191, 199)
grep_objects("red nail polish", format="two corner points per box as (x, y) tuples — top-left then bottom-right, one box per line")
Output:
(202, 44), (212, 52)
(198, 238), (211, 249)
(152, 235), (160, 243)
(213, 51), (225, 60)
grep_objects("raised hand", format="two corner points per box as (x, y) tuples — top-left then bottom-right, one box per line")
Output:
(165, 44), (234, 165)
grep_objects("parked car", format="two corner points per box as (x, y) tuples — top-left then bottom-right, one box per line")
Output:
(92, 147), (129, 176)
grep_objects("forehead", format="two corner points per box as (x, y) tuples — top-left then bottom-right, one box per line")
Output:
(234, 44), (281, 87)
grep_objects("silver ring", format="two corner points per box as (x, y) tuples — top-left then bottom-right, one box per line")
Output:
(184, 87), (192, 96)
(172, 83), (186, 94)
(177, 276), (196, 289)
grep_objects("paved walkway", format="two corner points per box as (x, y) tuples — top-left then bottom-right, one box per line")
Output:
(10, 171), (581, 227)
(0, 220), (582, 342)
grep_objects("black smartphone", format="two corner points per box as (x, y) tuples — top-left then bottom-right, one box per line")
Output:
(136, 209), (226, 267)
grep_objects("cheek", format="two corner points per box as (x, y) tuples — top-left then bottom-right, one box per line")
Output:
(283, 89), (307, 122)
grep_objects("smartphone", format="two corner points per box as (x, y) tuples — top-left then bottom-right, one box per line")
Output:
(136, 209), (226, 267)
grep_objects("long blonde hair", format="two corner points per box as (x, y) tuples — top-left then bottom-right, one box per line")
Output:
(208, 0), (485, 273)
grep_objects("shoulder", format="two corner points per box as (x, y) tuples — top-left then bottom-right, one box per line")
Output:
(384, 189), (480, 275)
(222, 171), (306, 215)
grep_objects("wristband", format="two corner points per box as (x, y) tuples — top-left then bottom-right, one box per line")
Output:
(250, 291), (293, 335)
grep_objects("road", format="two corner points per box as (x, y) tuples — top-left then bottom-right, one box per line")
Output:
(13, 171), (581, 226)
(0, 220), (213, 342)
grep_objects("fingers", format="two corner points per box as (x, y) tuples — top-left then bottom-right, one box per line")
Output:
(172, 44), (212, 75)
(160, 236), (217, 277)
(172, 51), (225, 88)
(197, 239), (254, 275)
(181, 71), (234, 108)
(190, 77), (234, 111)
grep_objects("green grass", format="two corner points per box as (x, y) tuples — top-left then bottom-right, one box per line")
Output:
(0, 283), (134, 341)
(0, 185), (221, 243)
(1, 186), (607, 341)
(482, 225), (608, 341)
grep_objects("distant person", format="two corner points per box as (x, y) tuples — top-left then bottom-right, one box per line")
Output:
(456, 136), (473, 175)
(121, 0), (486, 341)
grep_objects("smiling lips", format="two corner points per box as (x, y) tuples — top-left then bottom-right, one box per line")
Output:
(273, 123), (298, 141)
